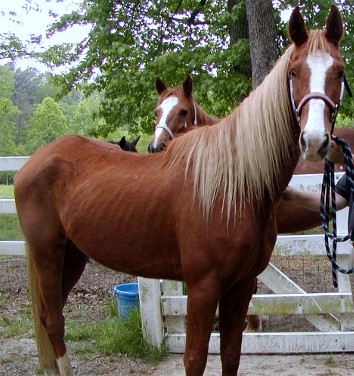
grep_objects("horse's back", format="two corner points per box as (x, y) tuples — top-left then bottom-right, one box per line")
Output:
(14, 135), (142, 239)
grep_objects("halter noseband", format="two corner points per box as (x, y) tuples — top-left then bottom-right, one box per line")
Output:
(155, 102), (198, 140)
(289, 76), (351, 131)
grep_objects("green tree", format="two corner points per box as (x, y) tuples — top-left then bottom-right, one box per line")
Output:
(43, 0), (253, 136)
(12, 67), (45, 145)
(0, 64), (19, 155)
(59, 91), (103, 135)
(2, 1), (354, 137)
(26, 97), (67, 153)
(45, 1), (354, 135)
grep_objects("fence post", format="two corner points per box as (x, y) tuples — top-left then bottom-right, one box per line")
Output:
(138, 277), (164, 347)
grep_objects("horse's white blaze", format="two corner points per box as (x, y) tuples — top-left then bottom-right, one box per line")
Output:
(153, 96), (178, 148)
(57, 353), (74, 376)
(303, 52), (334, 143)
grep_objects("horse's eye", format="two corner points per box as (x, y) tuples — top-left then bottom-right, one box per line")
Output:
(338, 70), (345, 78)
(288, 70), (296, 79)
(180, 109), (188, 116)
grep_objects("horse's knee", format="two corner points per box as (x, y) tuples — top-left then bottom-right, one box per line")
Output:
(184, 353), (207, 376)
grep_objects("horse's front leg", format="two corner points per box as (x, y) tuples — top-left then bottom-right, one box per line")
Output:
(184, 278), (220, 376)
(218, 278), (256, 376)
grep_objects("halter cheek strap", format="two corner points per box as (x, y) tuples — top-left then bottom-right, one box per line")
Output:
(193, 102), (198, 125)
(156, 102), (199, 138)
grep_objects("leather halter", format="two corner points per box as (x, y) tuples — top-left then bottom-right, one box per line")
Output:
(289, 78), (346, 129)
(289, 74), (354, 134)
(155, 102), (198, 140)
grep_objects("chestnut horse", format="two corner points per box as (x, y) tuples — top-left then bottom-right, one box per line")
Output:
(149, 74), (354, 331)
(14, 6), (346, 376)
(148, 74), (219, 152)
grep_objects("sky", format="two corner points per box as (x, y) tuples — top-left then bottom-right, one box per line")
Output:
(0, 0), (89, 71)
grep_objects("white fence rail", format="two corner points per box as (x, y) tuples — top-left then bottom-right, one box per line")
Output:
(1, 157), (354, 353)
(0, 157), (28, 256)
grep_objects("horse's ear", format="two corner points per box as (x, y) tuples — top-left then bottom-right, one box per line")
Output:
(288, 6), (308, 46)
(155, 77), (167, 94)
(325, 5), (343, 47)
(132, 135), (140, 146)
(118, 136), (126, 148)
(183, 74), (193, 97)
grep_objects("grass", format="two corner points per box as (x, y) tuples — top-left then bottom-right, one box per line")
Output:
(324, 353), (335, 366)
(65, 298), (167, 363)
(0, 294), (166, 363)
(0, 214), (23, 240)
(0, 185), (23, 240)
(0, 185), (14, 199)
(0, 292), (33, 338)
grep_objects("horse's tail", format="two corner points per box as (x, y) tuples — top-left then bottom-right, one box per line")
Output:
(26, 243), (57, 373)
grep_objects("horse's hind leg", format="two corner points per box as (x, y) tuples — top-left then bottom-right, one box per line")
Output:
(218, 279), (256, 376)
(61, 240), (88, 306)
(27, 239), (69, 375)
(27, 238), (87, 376)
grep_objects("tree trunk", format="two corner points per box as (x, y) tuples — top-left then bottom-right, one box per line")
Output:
(228, 0), (248, 44)
(245, 0), (277, 88)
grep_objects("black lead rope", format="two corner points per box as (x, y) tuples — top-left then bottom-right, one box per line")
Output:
(320, 136), (354, 288)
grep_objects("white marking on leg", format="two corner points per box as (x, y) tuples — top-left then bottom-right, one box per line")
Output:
(153, 96), (178, 148)
(57, 353), (74, 376)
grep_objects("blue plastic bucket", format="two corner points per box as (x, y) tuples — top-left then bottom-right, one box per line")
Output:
(113, 282), (139, 320)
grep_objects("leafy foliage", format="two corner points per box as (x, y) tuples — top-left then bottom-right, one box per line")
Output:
(42, 0), (354, 135)
(0, 64), (19, 155)
(1, 1), (354, 141)
(26, 97), (68, 153)
(43, 0), (252, 136)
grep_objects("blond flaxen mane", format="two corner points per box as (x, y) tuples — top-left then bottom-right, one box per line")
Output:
(165, 46), (297, 220)
(166, 31), (331, 220)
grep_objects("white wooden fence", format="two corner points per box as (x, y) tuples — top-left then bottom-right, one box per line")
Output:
(1, 157), (354, 354)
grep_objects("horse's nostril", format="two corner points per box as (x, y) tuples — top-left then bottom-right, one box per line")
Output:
(300, 132), (306, 152)
(318, 133), (330, 158)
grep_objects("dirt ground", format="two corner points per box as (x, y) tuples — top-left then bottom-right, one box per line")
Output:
(1, 257), (353, 376)
(0, 336), (353, 375)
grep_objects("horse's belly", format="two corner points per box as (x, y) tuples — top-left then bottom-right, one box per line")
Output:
(62, 193), (183, 279)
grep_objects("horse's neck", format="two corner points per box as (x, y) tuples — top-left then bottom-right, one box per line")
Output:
(195, 104), (219, 126)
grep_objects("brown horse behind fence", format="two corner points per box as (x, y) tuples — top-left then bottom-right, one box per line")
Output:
(14, 6), (346, 376)
(148, 74), (219, 152)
